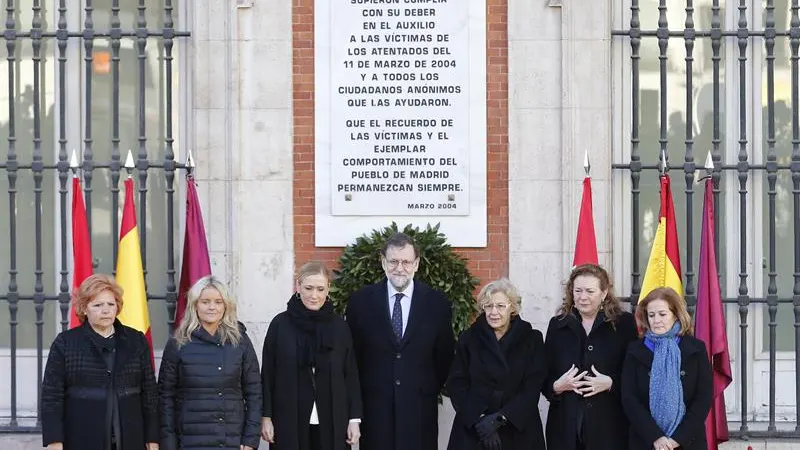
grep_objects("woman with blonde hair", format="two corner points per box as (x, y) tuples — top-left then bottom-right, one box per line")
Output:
(446, 278), (547, 450)
(543, 264), (638, 450)
(261, 261), (362, 450)
(158, 275), (262, 450)
(41, 273), (159, 450)
(621, 287), (712, 450)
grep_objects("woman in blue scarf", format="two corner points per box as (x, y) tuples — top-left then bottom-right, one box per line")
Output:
(621, 287), (713, 450)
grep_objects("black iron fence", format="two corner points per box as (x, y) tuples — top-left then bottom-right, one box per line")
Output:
(613, 0), (800, 439)
(0, 0), (189, 432)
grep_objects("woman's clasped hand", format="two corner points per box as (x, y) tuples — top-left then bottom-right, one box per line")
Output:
(553, 364), (613, 397)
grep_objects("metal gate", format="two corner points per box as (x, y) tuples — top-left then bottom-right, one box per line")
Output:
(613, 0), (800, 439)
(0, 0), (189, 432)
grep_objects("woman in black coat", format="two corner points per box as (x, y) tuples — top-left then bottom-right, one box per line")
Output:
(621, 287), (712, 450)
(41, 274), (159, 450)
(446, 278), (547, 450)
(261, 261), (362, 450)
(158, 275), (262, 450)
(543, 264), (638, 450)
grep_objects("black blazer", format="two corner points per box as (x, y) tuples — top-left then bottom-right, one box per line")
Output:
(446, 315), (547, 450)
(543, 311), (638, 450)
(158, 324), (262, 450)
(41, 320), (159, 450)
(621, 335), (713, 450)
(261, 311), (362, 450)
(345, 279), (455, 450)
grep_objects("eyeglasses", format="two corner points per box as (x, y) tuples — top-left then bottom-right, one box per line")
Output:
(483, 303), (510, 313)
(386, 259), (416, 269)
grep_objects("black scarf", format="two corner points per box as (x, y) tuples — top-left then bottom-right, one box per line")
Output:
(85, 323), (119, 449)
(474, 314), (531, 411)
(286, 293), (336, 368)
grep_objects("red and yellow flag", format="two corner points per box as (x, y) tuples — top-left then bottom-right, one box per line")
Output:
(116, 177), (154, 362)
(639, 174), (683, 301)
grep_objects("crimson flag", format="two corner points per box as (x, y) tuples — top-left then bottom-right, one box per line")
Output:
(70, 176), (93, 328)
(573, 176), (598, 266)
(695, 177), (732, 449)
(176, 175), (211, 326)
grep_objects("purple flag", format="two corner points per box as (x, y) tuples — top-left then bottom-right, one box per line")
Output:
(695, 178), (732, 449)
(176, 175), (212, 326)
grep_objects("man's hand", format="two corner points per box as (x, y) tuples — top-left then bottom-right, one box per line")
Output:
(346, 422), (361, 445)
(552, 364), (588, 395)
(239, 446), (254, 450)
(261, 417), (275, 443)
(577, 365), (613, 397)
(46, 443), (63, 450)
(146, 443), (159, 450)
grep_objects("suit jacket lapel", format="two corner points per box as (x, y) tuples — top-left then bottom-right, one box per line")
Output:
(376, 280), (398, 347)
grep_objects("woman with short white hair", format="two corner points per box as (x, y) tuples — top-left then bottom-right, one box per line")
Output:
(158, 276), (262, 450)
(446, 278), (547, 450)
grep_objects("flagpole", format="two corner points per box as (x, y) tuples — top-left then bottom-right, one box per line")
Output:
(118, 149), (155, 363)
(186, 149), (195, 178)
(124, 149), (135, 180)
(69, 149), (81, 329)
(176, 150), (212, 327)
(584, 148), (591, 177)
(69, 148), (79, 178)
(573, 149), (598, 266)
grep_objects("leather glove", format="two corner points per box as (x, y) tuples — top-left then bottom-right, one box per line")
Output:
(474, 412), (506, 441)
(479, 430), (502, 450)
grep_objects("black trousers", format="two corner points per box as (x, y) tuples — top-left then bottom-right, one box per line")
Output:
(310, 424), (321, 450)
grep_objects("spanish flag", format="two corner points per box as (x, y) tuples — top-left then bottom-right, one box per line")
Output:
(116, 177), (154, 362)
(639, 174), (683, 301)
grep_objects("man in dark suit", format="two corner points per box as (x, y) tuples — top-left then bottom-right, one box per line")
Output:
(345, 232), (455, 450)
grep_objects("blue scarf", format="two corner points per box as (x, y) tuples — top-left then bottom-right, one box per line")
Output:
(645, 322), (685, 437)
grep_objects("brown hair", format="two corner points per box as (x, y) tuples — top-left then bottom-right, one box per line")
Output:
(636, 287), (693, 336)
(558, 264), (623, 323)
(73, 274), (124, 323)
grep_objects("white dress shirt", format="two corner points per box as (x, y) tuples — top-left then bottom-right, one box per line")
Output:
(387, 279), (414, 336)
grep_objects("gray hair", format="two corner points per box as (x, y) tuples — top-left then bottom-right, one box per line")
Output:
(476, 278), (522, 316)
(174, 275), (241, 347)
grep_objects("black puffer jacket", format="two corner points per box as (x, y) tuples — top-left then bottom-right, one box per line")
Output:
(158, 323), (262, 450)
